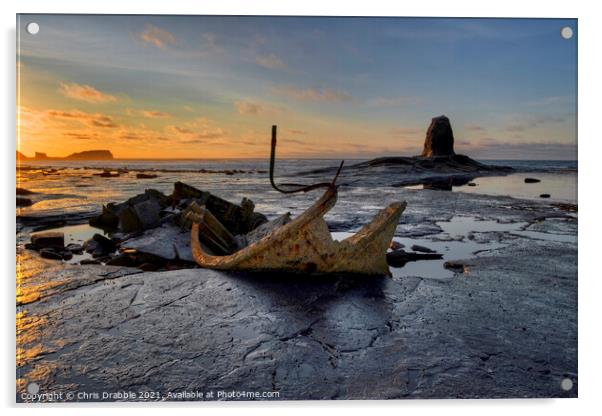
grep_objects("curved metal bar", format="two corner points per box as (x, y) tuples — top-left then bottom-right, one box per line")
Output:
(269, 125), (345, 194)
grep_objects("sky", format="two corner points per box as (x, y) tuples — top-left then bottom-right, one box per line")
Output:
(17, 15), (577, 159)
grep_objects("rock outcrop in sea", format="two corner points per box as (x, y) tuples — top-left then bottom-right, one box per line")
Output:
(17, 149), (114, 160)
(302, 115), (512, 190)
(421, 115), (455, 157)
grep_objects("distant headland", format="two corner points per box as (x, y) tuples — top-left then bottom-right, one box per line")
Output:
(17, 150), (114, 161)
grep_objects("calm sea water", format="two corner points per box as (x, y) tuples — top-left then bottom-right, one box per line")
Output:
(16, 159), (577, 221)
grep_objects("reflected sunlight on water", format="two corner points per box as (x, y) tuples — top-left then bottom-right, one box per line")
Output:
(454, 173), (576, 203)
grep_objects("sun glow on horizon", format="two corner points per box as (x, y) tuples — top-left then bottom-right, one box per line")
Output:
(17, 15), (577, 160)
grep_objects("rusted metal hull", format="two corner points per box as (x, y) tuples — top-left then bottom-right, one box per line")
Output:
(190, 186), (406, 275)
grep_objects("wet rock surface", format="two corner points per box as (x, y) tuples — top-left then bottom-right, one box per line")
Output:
(17, 197), (34, 207)
(16, 187), (577, 401)
(120, 222), (194, 262)
(21, 182), (270, 270)
(30, 231), (65, 249)
(16, 227), (577, 400)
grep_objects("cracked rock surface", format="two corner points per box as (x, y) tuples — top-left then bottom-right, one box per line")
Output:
(16, 188), (577, 401)
(17, 241), (576, 400)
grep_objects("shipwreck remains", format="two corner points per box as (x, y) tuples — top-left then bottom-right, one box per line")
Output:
(26, 126), (458, 275)
(189, 185), (406, 275)
(187, 126), (407, 275)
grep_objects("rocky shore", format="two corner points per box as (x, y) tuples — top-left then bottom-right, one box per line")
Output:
(16, 188), (577, 401)
(15, 116), (577, 401)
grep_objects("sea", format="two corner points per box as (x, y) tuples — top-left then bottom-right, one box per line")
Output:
(16, 158), (577, 222)
(16, 158), (578, 281)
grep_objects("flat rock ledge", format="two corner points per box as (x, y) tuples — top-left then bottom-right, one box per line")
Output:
(17, 228), (577, 401)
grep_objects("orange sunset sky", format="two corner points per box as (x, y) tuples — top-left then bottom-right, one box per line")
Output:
(17, 15), (577, 160)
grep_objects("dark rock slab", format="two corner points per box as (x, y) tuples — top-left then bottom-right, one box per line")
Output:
(411, 244), (436, 253)
(136, 173), (158, 179)
(173, 182), (267, 235)
(387, 249), (443, 267)
(121, 222), (193, 262)
(65, 243), (84, 254)
(90, 189), (171, 232)
(16, 187), (35, 195)
(443, 261), (467, 272)
(83, 234), (116, 258)
(16, 197), (33, 207)
(31, 231), (64, 249)
(39, 247), (64, 260)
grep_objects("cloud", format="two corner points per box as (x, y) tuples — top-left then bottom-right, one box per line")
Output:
(465, 124), (486, 132)
(62, 132), (100, 140)
(389, 127), (423, 138)
(169, 126), (194, 135)
(287, 129), (308, 136)
(235, 101), (263, 115)
(273, 85), (352, 102)
(46, 109), (119, 128)
(58, 83), (117, 103)
(281, 138), (311, 146)
(139, 25), (176, 49)
(140, 110), (171, 118)
(234, 100), (285, 116)
(119, 133), (144, 140)
(525, 96), (573, 106)
(256, 54), (287, 70)
(457, 138), (576, 160)
(202, 33), (222, 52)
(166, 117), (226, 142)
(503, 114), (568, 133)
(18, 106), (181, 156)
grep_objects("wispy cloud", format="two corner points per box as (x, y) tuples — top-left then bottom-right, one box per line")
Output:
(46, 109), (119, 128)
(140, 110), (171, 118)
(525, 95), (572, 106)
(273, 85), (352, 102)
(139, 25), (176, 49)
(58, 83), (117, 103)
(234, 100), (285, 116)
(234, 100), (263, 115)
(255, 54), (287, 70)
(202, 33), (222, 52)
(62, 132), (100, 140)
(465, 123), (486, 131)
(389, 127), (423, 138)
(457, 137), (576, 160)
(166, 117), (226, 143)
(503, 114), (568, 133)
(287, 129), (308, 136)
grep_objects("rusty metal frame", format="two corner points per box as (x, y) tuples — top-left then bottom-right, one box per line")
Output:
(191, 185), (406, 275)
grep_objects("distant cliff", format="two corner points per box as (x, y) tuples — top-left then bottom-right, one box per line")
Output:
(16, 150), (114, 161)
(65, 150), (113, 160)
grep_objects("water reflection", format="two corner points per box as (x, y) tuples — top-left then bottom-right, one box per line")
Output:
(407, 173), (577, 203)
(333, 215), (574, 280)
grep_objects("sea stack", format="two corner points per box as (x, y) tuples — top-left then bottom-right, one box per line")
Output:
(421, 115), (455, 157)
